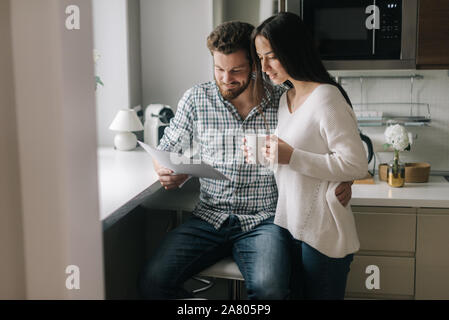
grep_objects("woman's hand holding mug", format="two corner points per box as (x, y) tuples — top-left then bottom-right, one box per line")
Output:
(261, 135), (293, 165)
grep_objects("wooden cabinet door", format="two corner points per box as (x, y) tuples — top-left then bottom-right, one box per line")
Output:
(416, 0), (449, 68)
(416, 208), (449, 299)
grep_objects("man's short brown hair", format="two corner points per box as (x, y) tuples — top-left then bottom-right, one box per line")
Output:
(207, 21), (254, 66)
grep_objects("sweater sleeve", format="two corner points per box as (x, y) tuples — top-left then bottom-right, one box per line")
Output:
(288, 98), (368, 182)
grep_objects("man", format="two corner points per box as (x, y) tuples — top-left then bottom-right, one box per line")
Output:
(139, 21), (352, 300)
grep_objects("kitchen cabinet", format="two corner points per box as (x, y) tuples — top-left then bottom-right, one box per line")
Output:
(351, 206), (416, 254)
(416, 0), (449, 69)
(415, 208), (449, 299)
(345, 206), (417, 299)
(346, 205), (449, 300)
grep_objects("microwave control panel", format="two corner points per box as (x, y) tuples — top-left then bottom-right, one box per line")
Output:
(378, 1), (402, 40)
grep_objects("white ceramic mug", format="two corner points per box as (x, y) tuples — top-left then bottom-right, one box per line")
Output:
(245, 133), (268, 165)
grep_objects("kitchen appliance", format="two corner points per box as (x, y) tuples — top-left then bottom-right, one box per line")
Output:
(290, 0), (418, 69)
(144, 104), (174, 148)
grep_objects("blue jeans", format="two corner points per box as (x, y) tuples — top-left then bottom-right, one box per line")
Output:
(139, 215), (291, 300)
(290, 239), (353, 300)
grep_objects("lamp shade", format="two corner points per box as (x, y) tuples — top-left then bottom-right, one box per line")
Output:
(109, 109), (144, 132)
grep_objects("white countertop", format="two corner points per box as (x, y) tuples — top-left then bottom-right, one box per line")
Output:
(352, 175), (449, 208)
(97, 146), (449, 228)
(97, 147), (160, 225)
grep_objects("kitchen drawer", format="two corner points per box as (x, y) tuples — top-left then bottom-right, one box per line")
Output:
(352, 206), (416, 254)
(346, 255), (415, 297)
(415, 209), (449, 299)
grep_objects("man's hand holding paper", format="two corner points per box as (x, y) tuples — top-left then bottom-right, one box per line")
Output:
(138, 141), (229, 190)
(152, 159), (189, 190)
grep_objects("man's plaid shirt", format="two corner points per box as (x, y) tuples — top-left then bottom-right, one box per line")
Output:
(158, 81), (286, 231)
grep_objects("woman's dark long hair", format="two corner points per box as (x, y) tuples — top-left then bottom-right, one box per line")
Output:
(250, 12), (352, 108)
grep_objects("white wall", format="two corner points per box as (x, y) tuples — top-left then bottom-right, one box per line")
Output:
(93, 0), (131, 147)
(127, 0), (143, 111)
(93, 0), (213, 145)
(140, 0), (213, 111)
(333, 70), (449, 172)
(9, 0), (104, 299)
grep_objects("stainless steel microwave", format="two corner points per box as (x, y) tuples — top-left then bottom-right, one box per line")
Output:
(285, 0), (418, 70)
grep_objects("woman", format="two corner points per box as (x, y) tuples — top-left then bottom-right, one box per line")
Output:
(248, 12), (368, 299)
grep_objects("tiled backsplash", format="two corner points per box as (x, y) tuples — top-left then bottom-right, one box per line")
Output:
(331, 70), (449, 173)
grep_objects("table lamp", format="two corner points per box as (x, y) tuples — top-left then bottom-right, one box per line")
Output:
(109, 109), (144, 151)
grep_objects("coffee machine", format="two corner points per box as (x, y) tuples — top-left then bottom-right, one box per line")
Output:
(144, 104), (174, 148)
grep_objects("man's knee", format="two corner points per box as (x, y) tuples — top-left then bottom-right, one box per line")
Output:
(246, 276), (289, 300)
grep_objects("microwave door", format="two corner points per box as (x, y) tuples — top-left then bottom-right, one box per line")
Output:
(302, 0), (375, 60)
(374, 0), (402, 59)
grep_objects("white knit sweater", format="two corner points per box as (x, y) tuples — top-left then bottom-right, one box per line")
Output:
(274, 84), (368, 258)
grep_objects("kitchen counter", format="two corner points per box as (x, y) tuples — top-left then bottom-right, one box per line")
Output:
(97, 147), (161, 230)
(352, 175), (449, 208)
(97, 144), (449, 231)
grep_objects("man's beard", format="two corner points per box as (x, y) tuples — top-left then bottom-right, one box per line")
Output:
(216, 74), (252, 100)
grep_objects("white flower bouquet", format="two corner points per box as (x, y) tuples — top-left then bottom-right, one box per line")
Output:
(384, 124), (411, 152)
(383, 124), (411, 186)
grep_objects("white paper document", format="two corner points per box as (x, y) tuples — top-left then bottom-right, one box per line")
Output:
(138, 141), (230, 180)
